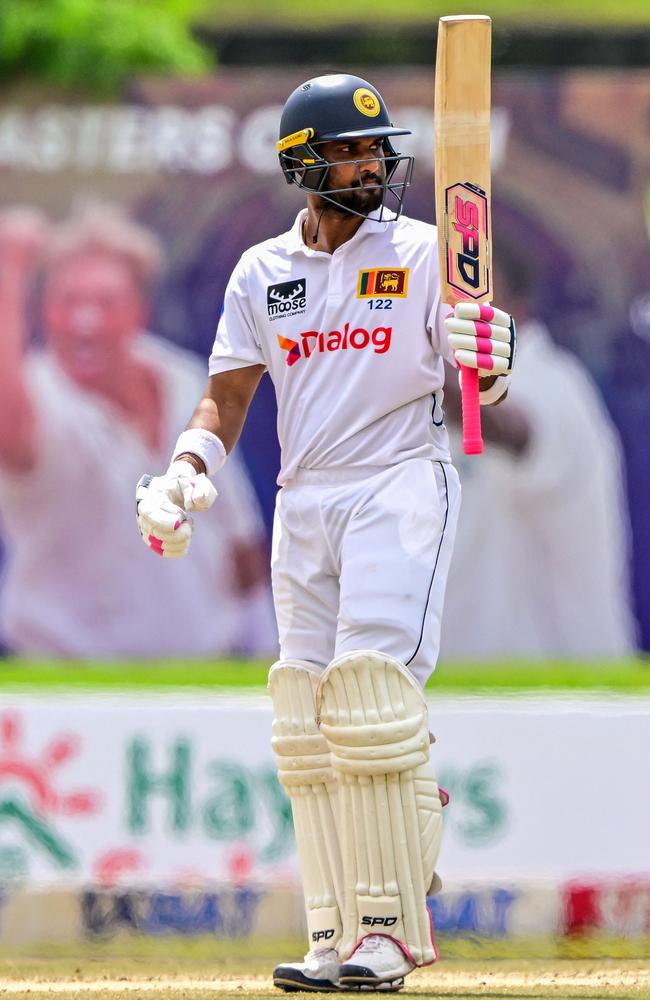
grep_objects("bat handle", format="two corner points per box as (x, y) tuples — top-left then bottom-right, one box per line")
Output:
(460, 364), (483, 455)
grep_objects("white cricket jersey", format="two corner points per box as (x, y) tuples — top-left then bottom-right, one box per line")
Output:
(209, 209), (454, 484)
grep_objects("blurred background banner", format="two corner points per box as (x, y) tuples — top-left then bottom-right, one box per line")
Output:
(2, 695), (648, 885)
(0, 67), (647, 658)
(1, 694), (648, 941)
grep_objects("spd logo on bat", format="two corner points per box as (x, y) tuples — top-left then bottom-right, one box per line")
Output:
(444, 182), (491, 300)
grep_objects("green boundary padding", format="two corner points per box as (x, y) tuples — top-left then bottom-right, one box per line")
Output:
(1, 934), (650, 965)
(0, 657), (648, 692)
(205, 0), (650, 27)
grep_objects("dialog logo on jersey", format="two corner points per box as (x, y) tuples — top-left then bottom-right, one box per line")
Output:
(267, 279), (307, 321)
(357, 268), (409, 298)
(277, 335), (301, 367)
(277, 324), (392, 366)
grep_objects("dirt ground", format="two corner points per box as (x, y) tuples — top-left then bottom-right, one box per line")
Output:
(1, 961), (650, 999)
(1, 938), (649, 1000)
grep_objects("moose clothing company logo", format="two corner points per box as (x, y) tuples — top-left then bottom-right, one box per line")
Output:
(277, 324), (392, 366)
(357, 268), (409, 298)
(267, 279), (307, 321)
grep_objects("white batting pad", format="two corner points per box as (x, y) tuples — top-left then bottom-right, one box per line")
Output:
(316, 651), (443, 966)
(269, 661), (344, 950)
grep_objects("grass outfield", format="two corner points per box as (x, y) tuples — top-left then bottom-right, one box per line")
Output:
(1, 936), (649, 998)
(205, 0), (650, 27)
(0, 657), (648, 693)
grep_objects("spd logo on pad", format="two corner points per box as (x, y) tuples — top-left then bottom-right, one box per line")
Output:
(267, 279), (307, 321)
(357, 268), (409, 298)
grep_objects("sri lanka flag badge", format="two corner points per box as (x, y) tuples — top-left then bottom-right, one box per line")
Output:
(357, 268), (409, 298)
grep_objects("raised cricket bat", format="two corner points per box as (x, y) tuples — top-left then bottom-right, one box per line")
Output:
(434, 14), (492, 455)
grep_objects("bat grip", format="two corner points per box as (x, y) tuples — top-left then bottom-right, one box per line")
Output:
(460, 364), (483, 455)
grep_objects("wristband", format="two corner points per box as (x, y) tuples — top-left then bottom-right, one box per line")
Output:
(172, 428), (227, 477)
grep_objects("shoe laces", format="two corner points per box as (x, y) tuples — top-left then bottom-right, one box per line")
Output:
(306, 946), (337, 961)
(357, 934), (388, 954)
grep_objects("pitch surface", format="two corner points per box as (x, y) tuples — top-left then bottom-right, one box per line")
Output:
(1, 938), (649, 999)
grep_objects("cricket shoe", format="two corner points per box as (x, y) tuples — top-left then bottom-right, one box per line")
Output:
(338, 935), (415, 989)
(273, 947), (341, 992)
(272, 946), (405, 993)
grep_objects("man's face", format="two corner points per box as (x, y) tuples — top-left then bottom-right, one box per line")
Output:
(316, 136), (386, 216)
(43, 252), (147, 387)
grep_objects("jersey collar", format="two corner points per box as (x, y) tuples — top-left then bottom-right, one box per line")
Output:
(285, 208), (394, 257)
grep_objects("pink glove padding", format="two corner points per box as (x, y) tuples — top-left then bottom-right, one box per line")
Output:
(444, 302), (516, 375)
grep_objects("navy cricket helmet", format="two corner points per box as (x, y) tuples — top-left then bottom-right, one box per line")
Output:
(277, 74), (414, 220)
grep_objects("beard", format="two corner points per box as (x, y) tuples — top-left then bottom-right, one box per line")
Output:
(323, 172), (385, 216)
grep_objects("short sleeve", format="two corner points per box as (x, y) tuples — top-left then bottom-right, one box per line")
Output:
(208, 258), (266, 376)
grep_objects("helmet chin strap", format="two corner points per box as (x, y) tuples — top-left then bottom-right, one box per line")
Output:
(312, 205), (328, 244)
(307, 199), (365, 245)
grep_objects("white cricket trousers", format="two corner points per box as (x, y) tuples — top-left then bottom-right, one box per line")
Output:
(271, 459), (461, 687)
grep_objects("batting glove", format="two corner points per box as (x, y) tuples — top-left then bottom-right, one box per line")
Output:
(444, 302), (516, 375)
(136, 460), (217, 558)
